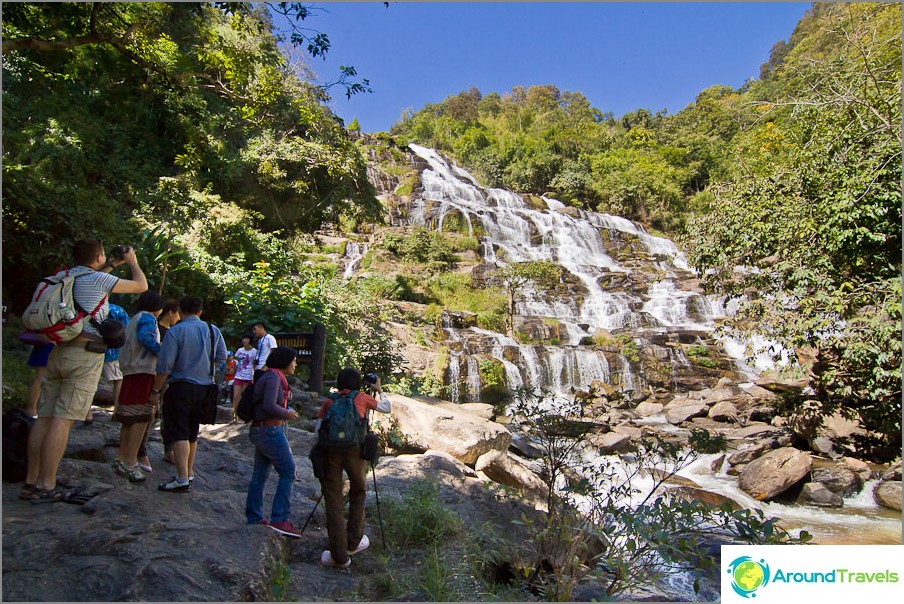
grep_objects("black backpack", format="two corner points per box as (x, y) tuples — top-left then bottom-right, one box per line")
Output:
(2, 409), (35, 482)
(235, 382), (258, 423)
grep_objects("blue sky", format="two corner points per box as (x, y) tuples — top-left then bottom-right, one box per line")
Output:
(295, 2), (812, 133)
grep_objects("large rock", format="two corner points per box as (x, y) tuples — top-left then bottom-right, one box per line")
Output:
(738, 447), (813, 501)
(796, 482), (843, 507)
(873, 481), (902, 511)
(587, 432), (637, 454)
(811, 464), (863, 497)
(664, 401), (708, 424)
(387, 394), (511, 465)
(708, 401), (739, 422)
(634, 401), (664, 417)
(474, 450), (549, 505)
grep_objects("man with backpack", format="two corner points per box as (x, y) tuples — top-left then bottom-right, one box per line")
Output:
(314, 368), (391, 568)
(23, 239), (147, 503)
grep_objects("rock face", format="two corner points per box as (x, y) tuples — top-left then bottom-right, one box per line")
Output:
(738, 447), (813, 501)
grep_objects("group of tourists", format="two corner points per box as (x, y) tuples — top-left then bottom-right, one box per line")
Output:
(19, 237), (392, 570)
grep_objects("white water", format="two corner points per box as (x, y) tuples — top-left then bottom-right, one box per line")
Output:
(405, 144), (722, 400)
(342, 242), (368, 279)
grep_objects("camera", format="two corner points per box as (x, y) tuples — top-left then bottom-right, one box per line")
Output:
(363, 373), (380, 386)
(109, 245), (132, 260)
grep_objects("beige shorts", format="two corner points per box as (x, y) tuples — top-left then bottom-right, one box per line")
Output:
(39, 344), (105, 421)
(102, 359), (123, 382)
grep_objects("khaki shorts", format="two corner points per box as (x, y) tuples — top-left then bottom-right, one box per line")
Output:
(102, 359), (123, 382)
(39, 344), (105, 421)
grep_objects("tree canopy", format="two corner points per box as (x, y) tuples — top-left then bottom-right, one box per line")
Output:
(2, 1), (380, 314)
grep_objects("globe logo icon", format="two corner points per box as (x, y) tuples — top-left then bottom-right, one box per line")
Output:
(727, 556), (770, 598)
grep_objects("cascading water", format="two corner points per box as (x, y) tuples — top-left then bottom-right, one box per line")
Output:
(401, 143), (728, 402)
(342, 242), (368, 279)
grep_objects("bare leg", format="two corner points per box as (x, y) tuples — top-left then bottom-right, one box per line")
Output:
(25, 367), (46, 417)
(36, 417), (75, 489)
(172, 440), (191, 480)
(120, 422), (148, 467)
(25, 417), (52, 485)
(187, 440), (198, 479)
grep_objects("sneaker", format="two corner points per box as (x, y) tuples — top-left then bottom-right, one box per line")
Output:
(157, 478), (191, 492)
(320, 550), (351, 568)
(115, 461), (146, 483)
(348, 534), (370, 555)
(268, 520), (301, 539)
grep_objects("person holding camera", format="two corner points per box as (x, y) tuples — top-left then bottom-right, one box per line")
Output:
(244, 346), (301, 536)
(23, 239), (147, 503)
(314, 368), (391, 568)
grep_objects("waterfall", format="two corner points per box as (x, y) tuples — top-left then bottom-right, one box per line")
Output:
(404, 144), (748, 399)
(342, 242), (368, 279)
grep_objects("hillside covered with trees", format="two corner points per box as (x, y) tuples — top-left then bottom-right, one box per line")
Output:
(3, 3), (900, 457)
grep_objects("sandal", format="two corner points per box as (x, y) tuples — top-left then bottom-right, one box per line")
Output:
(29, 484), (78, 505)
(19, 483), (38, 500)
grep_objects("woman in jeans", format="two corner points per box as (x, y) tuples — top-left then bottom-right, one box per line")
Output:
(244, 346), (301, 537)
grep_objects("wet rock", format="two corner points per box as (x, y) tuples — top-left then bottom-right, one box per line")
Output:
(796, 482), (843, 507)
(811, 464), (863, 496)
(663, 486), (743, 510)
(873, 481), (902, 511)
(738, 447), (812, 501)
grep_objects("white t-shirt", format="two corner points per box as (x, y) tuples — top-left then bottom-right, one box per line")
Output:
(255, 333), (277, 369)
(65, 266), (119, 338)
(234, 347), (258, 381)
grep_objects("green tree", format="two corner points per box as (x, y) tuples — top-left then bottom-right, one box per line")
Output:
(492, 261), (562, 336)
(684, 2), (902, 460)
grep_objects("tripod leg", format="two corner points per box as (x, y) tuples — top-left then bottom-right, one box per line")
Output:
(300, 493), (322, 535)
(370, 460), (386, 549)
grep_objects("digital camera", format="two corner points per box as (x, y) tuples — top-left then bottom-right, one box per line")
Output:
(363, 373), (380, 385)
(109, 245), (132, 260)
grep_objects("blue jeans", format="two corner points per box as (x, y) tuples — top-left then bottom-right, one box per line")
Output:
(245, 425), (296, 524)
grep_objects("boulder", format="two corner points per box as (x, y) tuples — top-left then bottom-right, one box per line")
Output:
(664, 402), (708, 424)
(811, 465), (863, 497)
(738, 447), (813, 501)
(664, 486), (742, 511)
(708, 401), (739, 422)
(387, 394), (511, 465)
(727, 442), (771, 467)
(873, 481), (902, 511)
(881, 460), (902, 482)
(796, 482), (843, 508)
(459, 403), (495, 420)
(474, 450), (549, 504)
(634, 401), (664, 417)
(756, 371), (809, 393)
(587, 432), (637, 454)
(842, 456), (875, 482)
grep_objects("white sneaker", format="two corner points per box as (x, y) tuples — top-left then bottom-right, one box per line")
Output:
(320, 550), (351, 568)
(348, 534), (370, 555)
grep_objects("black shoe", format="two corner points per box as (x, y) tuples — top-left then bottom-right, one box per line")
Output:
(158, 478), (191, 492)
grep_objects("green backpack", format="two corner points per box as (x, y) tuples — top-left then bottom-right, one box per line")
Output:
(318, 390), (367, 449)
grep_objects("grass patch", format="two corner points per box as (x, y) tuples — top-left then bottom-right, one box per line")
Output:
(383, 479), (463, 547)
